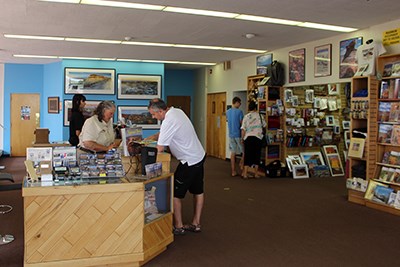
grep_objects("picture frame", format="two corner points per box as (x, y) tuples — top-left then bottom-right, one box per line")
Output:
(314, 44), (332, 77)
(48, 96), (59, 114)
(328, 84), (339, 95)
(322, 145), (339, 155)
(293, 164), (309, 179)
(325, 115), (335, 126)
(305, 89), (314, 103)
(342, 121), (350, 130)
(348, 137), (366, 158)
(300, 152), (325, 170)
(339, 37), (363, 79)
(256, 53), (273, 75)
(63, 100), (101, 126)
(289, 48), (305, 83)
(64, 68), (115, 95)
(118, 106), (160, 129)
(117, 74), (162, 99)
(284, 89), (293, 102)
(322, 145), (344, 176)
(286, 155), (303, 172)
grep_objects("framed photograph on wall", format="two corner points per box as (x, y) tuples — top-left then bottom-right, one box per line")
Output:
(289, 48), (305, 83)
(63, 100), (101, 126)
(325, 115), (335, 126)
(64, 68), (115, 95)
(256, 53), (273, 75)
(48, 96), (59, 114)
(339, 37), (363, 79)
(117, 74), (162, 99)
(314, 44), (332, 77)
(118, 106), (160, 129)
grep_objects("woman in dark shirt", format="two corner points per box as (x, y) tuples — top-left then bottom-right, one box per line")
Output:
(69, 94), (86, 146)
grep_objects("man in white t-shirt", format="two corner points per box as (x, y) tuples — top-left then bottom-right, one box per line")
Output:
(356, 39), (386, 76)
(147, 98), (206, 235)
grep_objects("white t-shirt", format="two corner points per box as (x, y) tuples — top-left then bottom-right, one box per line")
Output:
(158, 107), (205, 166)
(79, 115), (115, 148)
(356, 41), (386, 76)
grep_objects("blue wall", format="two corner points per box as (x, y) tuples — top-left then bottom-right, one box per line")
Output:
(3, 61), (195, 154)
(165, 69), (195, 119)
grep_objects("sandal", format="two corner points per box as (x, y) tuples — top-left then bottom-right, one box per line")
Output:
(183, 224), (201, 233)
(173, 227), (186, 236)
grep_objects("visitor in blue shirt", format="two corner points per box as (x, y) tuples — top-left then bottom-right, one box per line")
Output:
(226, 97), (244, 176)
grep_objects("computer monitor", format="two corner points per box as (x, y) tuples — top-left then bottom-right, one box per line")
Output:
(141, 146), (157, 175)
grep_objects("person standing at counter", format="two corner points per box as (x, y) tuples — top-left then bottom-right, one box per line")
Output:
(147, 98), (206, 235)
(69, 94), (86, 146)
(78, 100), (120, 152)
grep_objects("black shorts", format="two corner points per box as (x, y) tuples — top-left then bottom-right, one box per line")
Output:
(174, 156), (206, 199)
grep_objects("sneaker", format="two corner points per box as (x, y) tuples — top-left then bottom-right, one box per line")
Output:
(173, 227), (185, 235)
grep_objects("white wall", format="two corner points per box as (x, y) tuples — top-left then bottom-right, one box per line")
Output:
(205, 18), (400, 159)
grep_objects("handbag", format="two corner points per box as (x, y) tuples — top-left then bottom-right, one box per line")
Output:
(259, 113), (268, 147)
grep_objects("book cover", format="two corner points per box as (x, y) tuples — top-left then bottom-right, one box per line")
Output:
(378, 124), (393, 143)
(381, 151), (390, 164)
(387, 151), (400, 165)
(395, 79), (400, 98)
(390, 125), (400, 145)
(394, 191), (400, 209)
(121, 127), (143, 156)
(383, 63), (393, 77)
(380, 81), (389, 99)
(388, 192), (397, 206)
(388, 80), (395, 99)
(388, 102), (400, 122)
(378, 102), (391, 122)
(365, 180), (387, 200)
(378, 166), (391, 181)
(372, 185), (394, 204)
(392, 61), (400, 77)
(389, 169), (400, 183)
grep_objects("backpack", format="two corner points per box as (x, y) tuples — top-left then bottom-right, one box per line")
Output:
(266, 61), (285, 86)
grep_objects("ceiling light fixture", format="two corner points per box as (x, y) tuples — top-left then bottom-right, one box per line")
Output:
(4, 34), (64, 41)
(65, 38), (122, 44)
(14, 54), (216, 65)
(39, 0), (358, 32)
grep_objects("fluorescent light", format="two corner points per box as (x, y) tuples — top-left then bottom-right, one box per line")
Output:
(222, 47), (267, 53)
(235, 15), (301, 26)
(298, 22), (357, 32)
(142, 59), (180, 64)
(60, 56), (101, 60)
(116, 59), (142, 62)
(38, 0), (80, 3)
(100, 58), (116, 61)
(174, 44), (222, 50)
(81, 0), (165, 10)
(14, 54), (58, 58)
(122, 41), (174, 47)
(179, 61), (216, 66)
(4, 34), (64, 41)
(163, 6), (238, 18)
(65, 37), (122, 44)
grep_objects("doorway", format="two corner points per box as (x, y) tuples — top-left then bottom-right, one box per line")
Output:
(167, 96), (191, 118)
(206, 92), (226, 159)
(10, 93), (40, 156)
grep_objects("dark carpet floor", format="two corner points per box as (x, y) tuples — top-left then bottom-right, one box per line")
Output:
(1, 156), (400, 267)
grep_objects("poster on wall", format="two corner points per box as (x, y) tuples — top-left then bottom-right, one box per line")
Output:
(21, 106), (30, 120)
(339, 37), (363, 78)
(289, 48), (305, 83)
(256, 53), (273, 75)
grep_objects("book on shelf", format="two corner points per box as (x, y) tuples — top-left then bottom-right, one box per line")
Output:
(378, 166), (395, 182)
(394, 191), (400, 209)
(392, 61), (400, 77)
(390, 169), (400, 183)
(387, 151), (400, 165)
(372, 185), (394, 204)
(388, 192), (397, 206)
(390, 125), (400, 145)
(383, 63), (393, 77)
(121, 127), (143, 157)
(378, 102), (391, 122)
(378, 124), (393, 143)
(388, 102), (400, 122)
(364, 180), (388, 200)
(394, 79), (400, 99)
(380, 81), (389, 99)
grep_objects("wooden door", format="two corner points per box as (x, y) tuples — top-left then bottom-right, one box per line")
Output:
(206, 93), (226, 159)
(11, 93), (40, 156)
(167, 96), (191, 118)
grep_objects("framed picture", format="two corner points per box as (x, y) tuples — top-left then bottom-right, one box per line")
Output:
(325, 153), (345, 176)
(314, 44), (331, 77)
(48, 96), (59, 114)
(64, 68), (115, 95)
(348, 137), (366, 158)
(63, 100), (101, 126)
(256, 53), (273, 75)
(286, 155), (303, 172)
(118, 106), (160, 129)
(293, 164), (309, 179)
(339, 37), (363, 79)
(289, 48), (305, 83)
(322, 145), (339, 155)
(284, 89), (293, 102)
(328, 84), (339, 95)
(117, 74), (162, 99)
(305, 89), (314, 103)
(325, 115), (335, 126)
(342, 121), (350, 130)
(300, 152), (325, 170)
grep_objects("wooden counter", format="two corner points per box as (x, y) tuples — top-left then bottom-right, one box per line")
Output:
(22, 153), (173, 267)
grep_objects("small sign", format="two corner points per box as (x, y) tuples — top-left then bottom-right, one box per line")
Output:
(383, 28), (400, 46)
